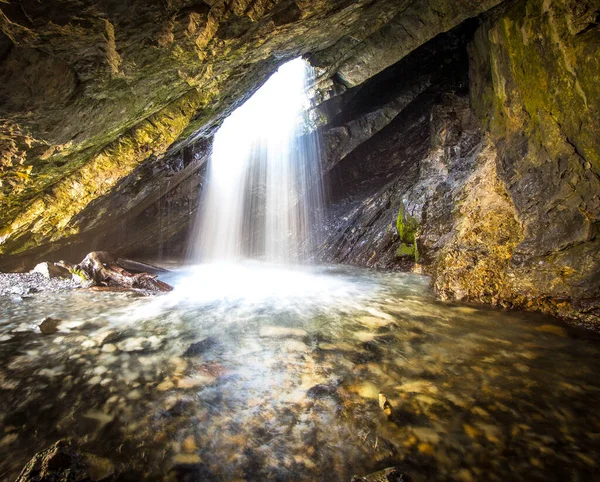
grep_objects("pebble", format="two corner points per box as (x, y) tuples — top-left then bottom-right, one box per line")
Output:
(182, 436), (197, 452)
(417, 443), (435, 455)
(412, 427), (441, 444)
(397, 380), (439, 395)
(347, 381), (379, 399)
(157, 380), (175, 391)
(463, 424), (481, 439)
(354, 331), (378, 342)
(102, 344), (117, 353)
(117, 338), (148, 352)
(358, 316), (391, 328)
(176, 375), (215, 389)
(535, 325), (568, 337)
(39, 317), (62, 334)
(281, 340), (310, 352)
(259, 326), (307, 338)
(172, 454), (201, 465)
(88, 376), (102, 385)
(364, 307), (394, 321)
(127, 390), (142, 400)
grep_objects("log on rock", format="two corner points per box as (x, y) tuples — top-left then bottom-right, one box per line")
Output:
(59, 251), (172, 292)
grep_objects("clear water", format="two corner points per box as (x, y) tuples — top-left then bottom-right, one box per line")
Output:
(190, 58), (324, 264)
(1, 264), (599, 481)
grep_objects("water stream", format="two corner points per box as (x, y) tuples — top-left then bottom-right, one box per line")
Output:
(1, 264), (600, 481)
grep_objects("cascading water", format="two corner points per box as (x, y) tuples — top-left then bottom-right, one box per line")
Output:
(190, 58), (324, 264)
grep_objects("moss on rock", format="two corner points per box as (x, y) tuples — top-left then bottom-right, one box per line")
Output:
(395, 201), (419, 261)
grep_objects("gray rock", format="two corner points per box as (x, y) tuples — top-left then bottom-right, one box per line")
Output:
(31, 262), (70, 279)
(39, 317), (62, 335)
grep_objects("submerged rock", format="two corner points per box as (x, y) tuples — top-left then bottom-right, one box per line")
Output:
(182, 337), (219, 357)
(259, 326), (308, 338)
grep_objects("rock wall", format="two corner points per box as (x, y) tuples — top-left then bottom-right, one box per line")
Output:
(466, 0), (600, 326)
(319, 0), (600, 328)
(0, 0), (504, 267)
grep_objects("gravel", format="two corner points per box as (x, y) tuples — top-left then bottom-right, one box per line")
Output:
(0, 272), (80, 297)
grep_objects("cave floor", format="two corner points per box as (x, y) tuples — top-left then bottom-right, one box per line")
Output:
(1, 263), (599, 481)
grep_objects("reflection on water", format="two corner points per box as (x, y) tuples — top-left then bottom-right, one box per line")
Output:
(1, 264), (599, 481)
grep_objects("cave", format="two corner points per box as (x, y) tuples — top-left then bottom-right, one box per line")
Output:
(1, 0), (600, 481)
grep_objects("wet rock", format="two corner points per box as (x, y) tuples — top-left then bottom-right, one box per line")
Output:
(182, 436), (198, 453)
(347, 381), (379, 399)
(281, 339), (310, 353)
(101, 344), (117, 353)
(176, 374), (215, 389)
(379, 392), (393, 417)
(39, 317), (62, 335)
(182, 337), (219, 357)
(169, 461), (213, 482)
(16, 439), (114, 482)
(99, 330), (135, 346)
(117, 337), (162, 352)
(307, 384), (338, 400)
(351, 467), (410, 482)
(32, 262), (70, 279)
(259, 326), (308, 338)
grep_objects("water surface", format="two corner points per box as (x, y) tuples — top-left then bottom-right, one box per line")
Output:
(1, 263), (599, 481)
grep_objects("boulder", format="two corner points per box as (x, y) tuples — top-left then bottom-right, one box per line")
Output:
(31, 262), (71, 280)
(15, 439), (114, 482)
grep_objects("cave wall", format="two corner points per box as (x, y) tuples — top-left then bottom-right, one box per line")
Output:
(319, 0), (600, 328)
(465, 0), (600, 325)
(0, 0), (505, 267)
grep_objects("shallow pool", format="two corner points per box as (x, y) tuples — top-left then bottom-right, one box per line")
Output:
(1, 263), (599, 481)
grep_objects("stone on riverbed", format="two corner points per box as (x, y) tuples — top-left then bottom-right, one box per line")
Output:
(182, 337), (219, 357)
(39, 317), (62, 335)
(351, 467), (410, 482)
(259, 326), (308, 338)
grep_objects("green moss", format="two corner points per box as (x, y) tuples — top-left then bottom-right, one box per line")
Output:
(70, 266), (91, 282)
(396, 243), (415, 258)
(396, 201), (418, 244)
(395, 201), (419, 262)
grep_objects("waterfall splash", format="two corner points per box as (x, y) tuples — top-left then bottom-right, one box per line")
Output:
(191, 58), (324, 264)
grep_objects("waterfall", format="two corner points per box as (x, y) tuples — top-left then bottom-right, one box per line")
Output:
(190, 58), (324, 264)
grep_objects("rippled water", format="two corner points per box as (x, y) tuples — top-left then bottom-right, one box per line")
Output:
(1, 264), (599, 481)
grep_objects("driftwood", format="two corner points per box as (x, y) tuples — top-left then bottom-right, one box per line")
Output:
(57, 251), (172, 292)
(116, 257), (168, 275)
